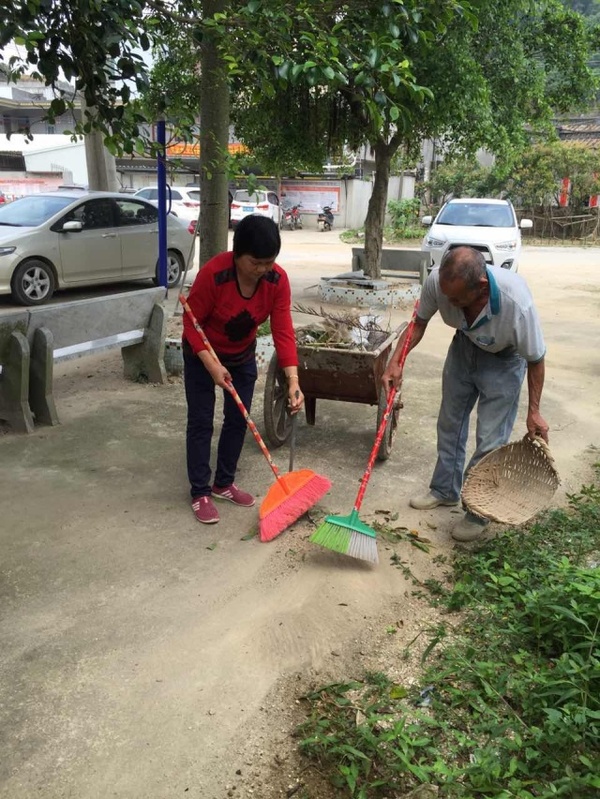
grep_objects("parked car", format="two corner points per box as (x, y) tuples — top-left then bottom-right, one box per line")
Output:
(133, 185), (201, 222)
(229, 189), (280, 227)
(187, 190), (234, 234)
(421, 198), (533, 272)
(0, 190), (192, 305)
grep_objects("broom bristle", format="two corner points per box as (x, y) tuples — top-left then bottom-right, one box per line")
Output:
(310, 514), (379, 564)
(347, 530), (379, 564)
(259, 471), (331, 542)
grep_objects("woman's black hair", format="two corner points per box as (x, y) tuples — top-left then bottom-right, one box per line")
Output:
(233, 214), (281, 259)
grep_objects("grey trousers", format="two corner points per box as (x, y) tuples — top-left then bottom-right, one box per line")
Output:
(430, 331), (526, 503)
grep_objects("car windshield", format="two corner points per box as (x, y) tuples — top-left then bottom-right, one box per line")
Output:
(234, 190), (265, 203)
(0, 195), (75, 226)
(436, 203), (514, 228)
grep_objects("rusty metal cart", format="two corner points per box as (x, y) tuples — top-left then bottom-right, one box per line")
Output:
(263, 322), (407, 461)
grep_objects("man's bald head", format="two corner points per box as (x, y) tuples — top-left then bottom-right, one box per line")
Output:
(439, 246), (487, 291)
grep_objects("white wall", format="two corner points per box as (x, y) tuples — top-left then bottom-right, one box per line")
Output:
(343, 179), (372, 228)
(24, 143), (88, 185)
(277, 173), (417, 230)
(0, 170), (63, 199)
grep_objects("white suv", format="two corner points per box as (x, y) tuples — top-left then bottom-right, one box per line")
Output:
(421, 198), (532, 272)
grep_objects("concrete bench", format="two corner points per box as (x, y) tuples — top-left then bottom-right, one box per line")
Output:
(0, 313), (34, 433)
(0, 287), (167, 433)
(351, 247), (430, 285)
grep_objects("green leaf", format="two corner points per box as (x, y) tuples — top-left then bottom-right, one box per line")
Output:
(206, 542), (217, 551)
(389, 684), (408, 699)
(241, 530), (258, 540)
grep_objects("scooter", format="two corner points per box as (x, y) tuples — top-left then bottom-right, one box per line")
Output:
(280, 204), (294, 230)
(317, 205), (334, 232)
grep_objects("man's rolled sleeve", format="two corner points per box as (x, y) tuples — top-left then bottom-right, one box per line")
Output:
(515, 304), (546, 363)
(416, 273), (439, 323)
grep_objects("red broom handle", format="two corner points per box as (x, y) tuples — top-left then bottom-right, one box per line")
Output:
(353, 300), (420, 513)
(179, 295), (287, 489)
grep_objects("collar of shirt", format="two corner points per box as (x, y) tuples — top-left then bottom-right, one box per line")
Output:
(462, 267), (501, 331)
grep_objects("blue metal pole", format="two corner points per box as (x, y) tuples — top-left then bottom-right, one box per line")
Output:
(157, 119), (168, 289)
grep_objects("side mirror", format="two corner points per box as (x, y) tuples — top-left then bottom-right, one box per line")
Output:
(421, 215), (433, 226)
(520, 218), (533, 230)
(61, 220), (83, 232)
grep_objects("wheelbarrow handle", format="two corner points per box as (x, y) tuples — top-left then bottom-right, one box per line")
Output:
(353, 300), (420, 514)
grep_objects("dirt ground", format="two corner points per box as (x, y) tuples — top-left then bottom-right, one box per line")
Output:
(1, 233), (599, 799)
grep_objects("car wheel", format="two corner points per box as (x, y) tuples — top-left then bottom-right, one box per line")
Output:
(154, 250), (184, 288)
(11, 259), (56, 305)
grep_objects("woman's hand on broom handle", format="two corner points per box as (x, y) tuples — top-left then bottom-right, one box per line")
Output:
(285, 369), (304, 414)
(198, 350), (231, 388)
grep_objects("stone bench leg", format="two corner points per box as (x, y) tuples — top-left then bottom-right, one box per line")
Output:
(29, 326), (60, 426)
(121, 302), (167, 384)
(0, 331), (35, 433)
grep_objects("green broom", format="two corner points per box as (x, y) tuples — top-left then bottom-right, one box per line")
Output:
(310, 300), (420, 564)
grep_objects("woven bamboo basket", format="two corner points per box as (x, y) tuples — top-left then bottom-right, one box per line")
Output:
(461, 436), (560, 525)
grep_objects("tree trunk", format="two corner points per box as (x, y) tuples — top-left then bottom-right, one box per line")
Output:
(363, 138), (398, 278)
(82, 99), (118, 191)
(199, 0), (230, 265)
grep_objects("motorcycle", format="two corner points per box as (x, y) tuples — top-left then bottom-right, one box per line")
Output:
(317, 205), (334, 232)
(290, 203), (303, 229)
(280, 203), (303, 230)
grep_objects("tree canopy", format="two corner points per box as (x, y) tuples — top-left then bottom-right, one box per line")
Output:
(221, 0), (600, 274)
(2, 0), (600, 269)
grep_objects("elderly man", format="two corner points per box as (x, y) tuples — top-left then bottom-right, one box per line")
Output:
(382, 246), (548, 541)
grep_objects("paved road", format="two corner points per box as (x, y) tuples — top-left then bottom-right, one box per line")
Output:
(1, 231), (599, 798)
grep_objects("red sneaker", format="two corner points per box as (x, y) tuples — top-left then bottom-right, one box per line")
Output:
(192, 496), (220, 524)
(212, 483), (256, 507)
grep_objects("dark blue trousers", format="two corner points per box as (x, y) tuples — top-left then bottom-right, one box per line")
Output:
(183, 348), (257, 499)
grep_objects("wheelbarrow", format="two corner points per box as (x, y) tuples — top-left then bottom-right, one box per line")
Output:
(262, 322), (407, 461)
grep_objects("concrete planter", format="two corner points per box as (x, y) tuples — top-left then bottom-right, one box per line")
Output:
(318, 278), (421, 308)
(164, 334), (275, 377)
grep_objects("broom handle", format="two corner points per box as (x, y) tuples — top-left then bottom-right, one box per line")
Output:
(179, 295), (286, 488)
(353, 300), (420, 513)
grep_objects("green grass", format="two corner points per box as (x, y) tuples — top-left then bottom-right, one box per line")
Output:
(297, 481), (600, 798)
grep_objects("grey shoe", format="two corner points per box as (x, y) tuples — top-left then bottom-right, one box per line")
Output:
(409, 491), (459, 510)
(451, 513), (488, 542)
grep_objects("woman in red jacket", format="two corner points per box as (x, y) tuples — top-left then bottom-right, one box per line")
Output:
(182, 215), (303, 524)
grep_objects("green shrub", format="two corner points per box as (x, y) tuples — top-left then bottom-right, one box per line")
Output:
(387, 198), (422, 239)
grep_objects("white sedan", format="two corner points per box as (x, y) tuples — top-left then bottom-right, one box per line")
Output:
(0, 190), (193, 305)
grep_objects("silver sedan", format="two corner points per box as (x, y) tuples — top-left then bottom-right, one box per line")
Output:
(0, 190), (193, 305)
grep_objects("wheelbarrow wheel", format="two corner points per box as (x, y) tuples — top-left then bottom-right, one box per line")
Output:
(263, 351), (293, 448)
(376, 387), (402, 461)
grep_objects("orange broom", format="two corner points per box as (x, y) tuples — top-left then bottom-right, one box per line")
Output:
(179, 296), (332, 541)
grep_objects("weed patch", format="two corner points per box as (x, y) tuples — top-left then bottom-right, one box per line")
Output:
(297, 485), (600, 797)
